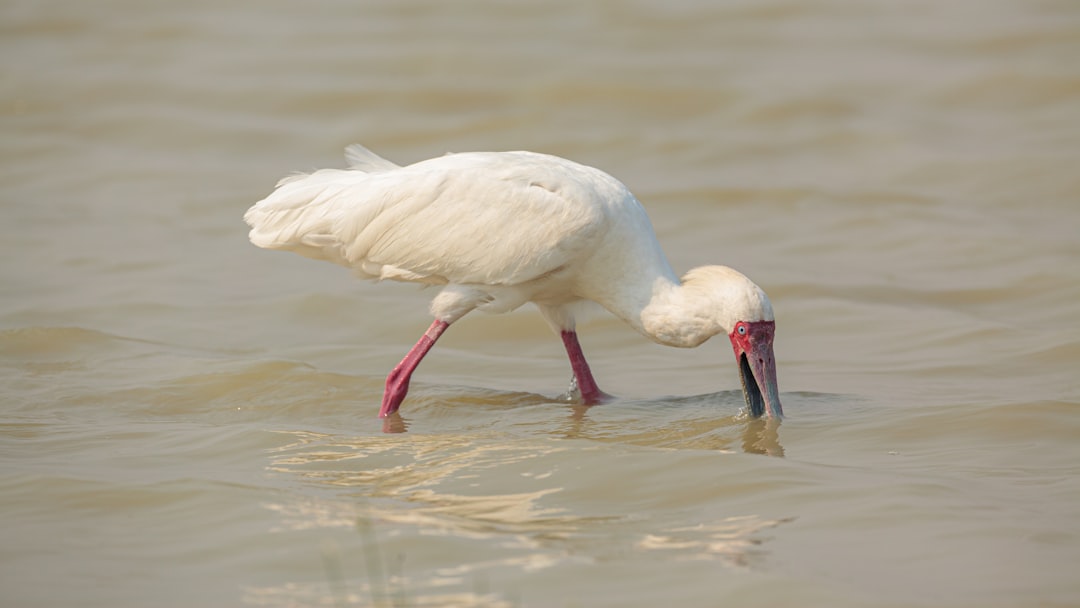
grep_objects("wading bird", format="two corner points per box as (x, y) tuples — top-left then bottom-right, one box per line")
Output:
(245, 145), (783, 419)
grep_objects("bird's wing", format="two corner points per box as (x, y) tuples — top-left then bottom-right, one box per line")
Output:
(246, 151), (614, 286)
(344, 152), (613, 285)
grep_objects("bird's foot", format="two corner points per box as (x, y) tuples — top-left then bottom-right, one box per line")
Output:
(379, 368), (411, 418)
(564, 375), (614, 405)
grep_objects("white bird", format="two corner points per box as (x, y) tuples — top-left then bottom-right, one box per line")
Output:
(245, 144), (783, 419)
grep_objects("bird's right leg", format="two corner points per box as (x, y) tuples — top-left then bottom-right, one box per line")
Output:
(380, 319), (449, 418)
(560, 330), (613, 405)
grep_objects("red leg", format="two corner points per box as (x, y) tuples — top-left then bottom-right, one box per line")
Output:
(379, 319), (449, 418)
(560, 330), (613, 404)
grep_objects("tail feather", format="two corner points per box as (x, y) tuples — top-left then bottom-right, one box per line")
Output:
(244, 173), (362, 266)
(245, 144), (399, 267)
(344, 143), (401, 172)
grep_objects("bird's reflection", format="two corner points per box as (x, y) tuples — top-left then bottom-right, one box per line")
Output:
(381, 412), (408, 434)
(557, 395), (786, 457)
(380, 391), (784, 457)
(740, 417), (784, 457)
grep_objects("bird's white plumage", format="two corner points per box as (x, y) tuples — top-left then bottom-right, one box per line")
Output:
(245, 145), (680, 329)
(246, 145), (776, 341)
(245, 144), (783, 419)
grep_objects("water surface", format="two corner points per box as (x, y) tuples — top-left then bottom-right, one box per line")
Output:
(3, 1), (1079, 606)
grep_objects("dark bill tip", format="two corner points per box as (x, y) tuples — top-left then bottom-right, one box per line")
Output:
(738, 353), (766, 418)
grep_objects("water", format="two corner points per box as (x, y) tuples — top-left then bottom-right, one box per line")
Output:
(3, 0), (1079, 606)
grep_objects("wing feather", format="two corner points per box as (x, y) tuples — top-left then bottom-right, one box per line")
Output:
(245, 149), (618, 286)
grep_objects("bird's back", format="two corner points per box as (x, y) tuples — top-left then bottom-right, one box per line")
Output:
(245, 146), (657, 291)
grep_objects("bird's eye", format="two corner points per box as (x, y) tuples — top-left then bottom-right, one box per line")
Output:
(737, 324), (747, 335)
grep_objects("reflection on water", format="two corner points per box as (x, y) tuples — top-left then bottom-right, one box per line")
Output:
(384, 389), (788, 456)
(264, 426), (792, 581)
(5, 0), (1078, 604)
(382, 413), (408, 434)
(741, 418), (785, 457)
(636, 515), (796, 567)
(258, 427), (795, 606)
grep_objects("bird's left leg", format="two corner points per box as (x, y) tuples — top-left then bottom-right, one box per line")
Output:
(379, 286), (487, 418)
(380, 319), (449, 418)
(560, 330), (614, 405)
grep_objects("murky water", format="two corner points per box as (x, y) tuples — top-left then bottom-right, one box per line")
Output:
(3, 1), (1079, 606)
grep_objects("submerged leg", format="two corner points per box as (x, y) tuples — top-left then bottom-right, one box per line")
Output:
(379, 319), (450, 418)
(560, 330), (613, 405)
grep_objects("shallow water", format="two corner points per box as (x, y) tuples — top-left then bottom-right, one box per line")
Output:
(3, 0), (1080, 606)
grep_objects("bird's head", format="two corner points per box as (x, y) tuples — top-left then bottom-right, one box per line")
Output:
(682, 266), (783, 419)
(729, 317), (782, 419)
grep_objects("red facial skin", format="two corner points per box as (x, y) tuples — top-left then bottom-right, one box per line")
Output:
(728, 320), (783, 418)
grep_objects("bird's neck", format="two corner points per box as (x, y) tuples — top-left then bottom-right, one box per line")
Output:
(631, 264), (772, 348)
(638, 272), (728, 348)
